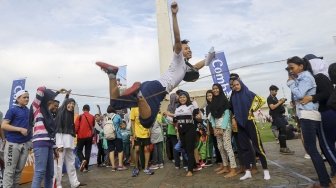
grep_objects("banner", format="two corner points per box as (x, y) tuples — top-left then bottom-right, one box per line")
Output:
(208, 52), (231, 96)
(8, 78), (26, 108)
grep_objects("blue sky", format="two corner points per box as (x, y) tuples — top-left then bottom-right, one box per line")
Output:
(0, 0), (336, 114)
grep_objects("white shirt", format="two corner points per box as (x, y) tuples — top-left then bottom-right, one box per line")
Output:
(158, 51), (187, 92)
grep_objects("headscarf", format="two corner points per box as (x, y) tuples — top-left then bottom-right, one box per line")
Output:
(205, 90), (213, 117)
(167, 93), (178, 113)
(55, 98), (76, 136)
(208, 84), (230, 119)
(231, 80), (256, 127)
(309, 58), (329, 78)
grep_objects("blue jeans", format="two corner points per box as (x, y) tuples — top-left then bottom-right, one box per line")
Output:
(173, 140), (188, 168)
(300, 119), (331, 186)
(32, 147), (54, 188)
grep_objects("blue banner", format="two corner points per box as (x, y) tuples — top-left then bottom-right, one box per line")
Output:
(9, 78), (26, 108)
(208, 52), (231, 96)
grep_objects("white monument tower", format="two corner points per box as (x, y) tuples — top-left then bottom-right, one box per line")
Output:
(156, 0), (173, 74)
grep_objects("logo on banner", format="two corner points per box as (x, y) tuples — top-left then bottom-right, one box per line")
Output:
(9, 78), (26, 108)
(209, 52), (231, 96)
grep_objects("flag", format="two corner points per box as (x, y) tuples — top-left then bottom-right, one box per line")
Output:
(208, 52), (231, 96)
(8, 78), (26, 108)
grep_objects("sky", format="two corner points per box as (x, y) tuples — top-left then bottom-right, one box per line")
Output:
(0, 0), (336, 115)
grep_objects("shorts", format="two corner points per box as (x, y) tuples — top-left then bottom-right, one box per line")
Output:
(134, 138), (151, 147)
(107, 138), (123, 153)
(110, 80), (167, 128)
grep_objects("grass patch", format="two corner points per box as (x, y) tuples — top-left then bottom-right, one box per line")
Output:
(256, 122), (276, 143)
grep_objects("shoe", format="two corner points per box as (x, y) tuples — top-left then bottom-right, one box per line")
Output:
(143, 168), (154, 175)
(96, 62), (119, 74)
(132, 168), (140, 177)
(117, 166), (128, 171)
(263, 170), (271, 180)
(79, 160), (87, 172)
(158, 163), (164, 169)
(193, 165), (202, 172)
(83, 169), (90, 173)
(149, 164), (159, 170)
(204, 160), (213, 167)
(121, 82), (141, 96)
(304, 154), (311, 159)
(240, 170), (252, 180)
(75, 182), (87, 187)
(111, 167), (117, 172)
(280, 148), (295, 155)
(175, 166), (180, 169)
(199, 161), (206, 168)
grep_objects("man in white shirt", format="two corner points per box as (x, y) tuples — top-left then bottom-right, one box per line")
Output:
(96, 1), (214, 128)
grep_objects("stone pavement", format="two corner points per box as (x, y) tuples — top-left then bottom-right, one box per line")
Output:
(21, 139), (328, 188)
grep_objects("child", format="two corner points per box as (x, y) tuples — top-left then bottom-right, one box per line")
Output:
(120, 120), (131, 165)
(149, 115), (164, 170)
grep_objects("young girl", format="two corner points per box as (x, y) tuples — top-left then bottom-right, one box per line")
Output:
(208, 84), (237, 178)
(287, 56), (333, 188)
(231, 79), (270, 181)
(174, 91), (199, 177)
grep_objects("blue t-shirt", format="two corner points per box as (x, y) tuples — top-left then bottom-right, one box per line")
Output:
(120, 129), (131, 143)
(4, 105), (32, 143)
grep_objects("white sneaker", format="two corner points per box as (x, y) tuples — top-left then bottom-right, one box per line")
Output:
(264, 170), (271, 180)
(240, 170), (252, 180)
(304, 154), (311, 159)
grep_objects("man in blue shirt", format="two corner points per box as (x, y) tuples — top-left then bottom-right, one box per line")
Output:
(1, 90), (32, 187)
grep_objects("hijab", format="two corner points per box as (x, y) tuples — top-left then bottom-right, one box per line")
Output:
(205, 90), (213, 117)
(55, 98), (76, 136)
(167, 93), (178, 113)
(231, 80), (256, 127)
(309, 58), (329, 78)
(208, 84), (230, 118)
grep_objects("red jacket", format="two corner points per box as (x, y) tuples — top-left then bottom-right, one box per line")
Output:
(75, 111), (95, 139)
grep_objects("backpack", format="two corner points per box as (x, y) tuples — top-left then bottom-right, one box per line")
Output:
(103, 113), (117, 140)
(327, 84), (336, 110)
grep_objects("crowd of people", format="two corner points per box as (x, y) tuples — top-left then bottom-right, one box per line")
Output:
(0, 1), (336, 188)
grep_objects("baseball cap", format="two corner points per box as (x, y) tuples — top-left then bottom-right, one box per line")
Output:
(14, 90), (28, 100)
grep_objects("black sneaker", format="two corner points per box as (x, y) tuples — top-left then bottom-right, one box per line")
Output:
(204, 160), (213, 167)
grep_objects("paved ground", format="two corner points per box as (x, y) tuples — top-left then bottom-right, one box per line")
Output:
(21, 139), (328, 188)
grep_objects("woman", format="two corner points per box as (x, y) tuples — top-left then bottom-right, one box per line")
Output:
(205, 90), (221, 166)
(30, 87), (64, 188)
(301, 57), (336, 179)
(174, 91), (199, 177)
(208, 84), (237, 178)
(287, 56), (333, 187)
(231, 79), (270, 181)
(54, 98), (83, 188)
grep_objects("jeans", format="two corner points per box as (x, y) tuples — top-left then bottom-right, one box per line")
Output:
(97, 140), (105, 165)
(300, 119), (331, 187)
(32, 147), (54, 188)
(173, 140), (188, 168)
(273, 116), (288, 148)
(152, 142), (163, 165)
(123, 141), (130, 162)
(166, 135), (178, 160)
(321, 109), (336, 174)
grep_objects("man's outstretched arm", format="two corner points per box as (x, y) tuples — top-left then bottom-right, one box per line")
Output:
(171, 2), (181, 54)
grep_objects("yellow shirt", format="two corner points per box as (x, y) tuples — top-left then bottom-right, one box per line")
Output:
(130, 107), (150, 138)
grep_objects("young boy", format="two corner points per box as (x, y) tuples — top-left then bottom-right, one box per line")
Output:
(120, 120), (131, 165)
(1, 90), (32, 187)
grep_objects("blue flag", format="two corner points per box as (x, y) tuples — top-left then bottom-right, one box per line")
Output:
(208, 52), (231, 96)
(9, 78), (26, 108)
